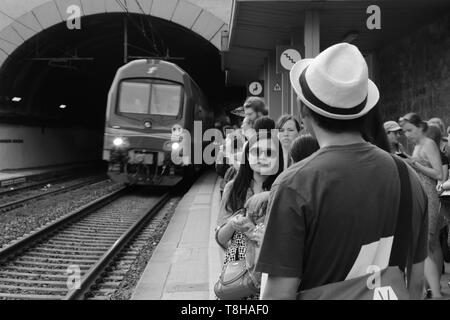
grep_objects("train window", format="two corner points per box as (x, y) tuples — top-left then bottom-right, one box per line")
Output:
(119, 81), (151, 114)
(118, 80), (182, 117)
(150, 84), (181, 116)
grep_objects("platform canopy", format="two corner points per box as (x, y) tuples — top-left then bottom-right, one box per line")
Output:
(223, 0), (450, 86)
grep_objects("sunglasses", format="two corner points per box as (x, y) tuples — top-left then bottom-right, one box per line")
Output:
(249, 147), (277, 158)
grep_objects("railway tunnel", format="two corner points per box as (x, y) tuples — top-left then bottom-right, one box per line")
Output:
(0, 1), (242, 171)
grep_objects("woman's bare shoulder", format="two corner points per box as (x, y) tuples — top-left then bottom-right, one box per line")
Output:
(423, 137), (437, 148)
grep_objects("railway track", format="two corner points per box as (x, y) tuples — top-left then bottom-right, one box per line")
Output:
(0, 175), (108, 213)
(0, 173), (88, 196)
(0, 187), (171, 300)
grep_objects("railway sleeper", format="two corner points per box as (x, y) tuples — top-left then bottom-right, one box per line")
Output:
(0, 284), (68, 294)
(31, 247), (105, 255)
(0, 271), (69, 280)
(22, 251), (102, 260)
(0, 266), (85, 275)
(34, 245), (109, 253)
(16, 257), (95, 265)
(42, 241), (112, 249)
(0, 292), (65, 300)
(52, 234), (123, 241)
(10, 261), (92, 269)
(48, 237), (116, 245)
(61, 228), (127, 236)
(0, 278), (67, 288)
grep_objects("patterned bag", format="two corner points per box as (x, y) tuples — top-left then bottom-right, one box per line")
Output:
(214, 241), (261, 300)
(214, 209), (261, 300)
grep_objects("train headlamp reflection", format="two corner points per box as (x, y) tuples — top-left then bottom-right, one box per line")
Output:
(113, 137), (124, 146)
(172, 142), (180, 150)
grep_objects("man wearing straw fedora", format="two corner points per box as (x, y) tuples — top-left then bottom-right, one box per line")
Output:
(255, 43), (428, 300)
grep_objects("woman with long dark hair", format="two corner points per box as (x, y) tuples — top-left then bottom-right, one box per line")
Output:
(217, 131), (284, 225)
(216, 131), (284, 266)
(400, 112), (444, 298)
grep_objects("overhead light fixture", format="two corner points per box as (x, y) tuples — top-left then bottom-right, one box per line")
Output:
(224, 68), (230, 86)
(221, 30), (229, 52)
(59, 104), (67, 109)
(12, 97), (22, 102)
(342, 30), (359, 43)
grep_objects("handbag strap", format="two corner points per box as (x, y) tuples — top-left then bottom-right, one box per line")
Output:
(389, 155), (413, 283)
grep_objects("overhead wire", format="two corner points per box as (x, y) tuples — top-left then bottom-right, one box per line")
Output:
(114, 0), (162, 57)
(133, 0), (167, 57)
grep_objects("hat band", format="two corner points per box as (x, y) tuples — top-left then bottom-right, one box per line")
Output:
(299, 67), (368, 116)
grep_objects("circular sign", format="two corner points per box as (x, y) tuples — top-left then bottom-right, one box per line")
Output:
(248, 81), (263, 96)
(280, 49), (302, 71)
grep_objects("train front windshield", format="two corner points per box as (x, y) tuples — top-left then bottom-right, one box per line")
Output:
(118, 80), (182, 117)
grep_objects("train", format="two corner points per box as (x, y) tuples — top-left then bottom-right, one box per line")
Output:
(102, 59), (214, 186)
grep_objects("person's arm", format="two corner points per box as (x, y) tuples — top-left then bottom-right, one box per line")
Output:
(408, 262), (425, 300)
(442, 164), (449, 183)
(216, 182), (255, 248)
(408, 190), (427, 300)
(255, 184), (307, 299)
(261, 276), (301, 300)
(216, 220), (236, 249)
(216, 182), (235, 248)
(442, 179), (450, 190)
(410, 140), (443, 180)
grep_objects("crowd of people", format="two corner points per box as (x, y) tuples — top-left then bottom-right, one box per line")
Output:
(213, 43), (450, 300)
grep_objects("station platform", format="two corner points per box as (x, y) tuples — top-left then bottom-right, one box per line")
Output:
(132, 170), (222, 300)
(132, 170), (450, 300)
(0, 161), (103, 188)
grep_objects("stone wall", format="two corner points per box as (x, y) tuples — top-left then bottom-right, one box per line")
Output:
(376, 12), (450, 126)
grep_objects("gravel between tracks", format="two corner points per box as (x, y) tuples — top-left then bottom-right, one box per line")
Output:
(108, 196), (181, 300)
(0, 179), (123, 249)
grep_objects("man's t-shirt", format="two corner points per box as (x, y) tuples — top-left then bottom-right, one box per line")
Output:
(255, 142), (428, 291)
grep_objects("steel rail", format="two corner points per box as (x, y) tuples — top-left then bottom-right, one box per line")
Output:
(0, 176), (109, 212)
(0, 173), (106, 197)
(0, 186), (129, 264)
(64, 192), (171, 300)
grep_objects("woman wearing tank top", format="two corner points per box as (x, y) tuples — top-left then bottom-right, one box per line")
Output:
(400, 112), (444, 298)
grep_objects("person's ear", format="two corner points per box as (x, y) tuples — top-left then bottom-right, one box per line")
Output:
(298, 100), (308, 121)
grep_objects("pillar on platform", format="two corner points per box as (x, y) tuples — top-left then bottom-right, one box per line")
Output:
(267, 50), (282, 121)
(304, 10), (320, 59)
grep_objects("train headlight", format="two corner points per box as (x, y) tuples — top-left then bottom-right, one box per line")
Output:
(113, 137), (124, 146)
(163, 141), (182, 152)
(172, 142), (180, 150)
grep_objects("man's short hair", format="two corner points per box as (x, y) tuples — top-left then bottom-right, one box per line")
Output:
(243, 97), (266, 114)
(303, 104), (366, 134)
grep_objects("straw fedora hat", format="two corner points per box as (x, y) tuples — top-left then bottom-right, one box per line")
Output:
(290, 43), (379, 120)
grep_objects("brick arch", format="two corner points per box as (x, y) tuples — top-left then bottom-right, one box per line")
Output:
(0, 0), (227, 67)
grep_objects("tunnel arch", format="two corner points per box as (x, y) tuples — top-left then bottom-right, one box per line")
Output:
(0, 0), (237, 129)
(0, 0), (228, 67)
